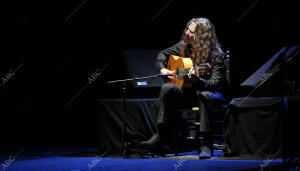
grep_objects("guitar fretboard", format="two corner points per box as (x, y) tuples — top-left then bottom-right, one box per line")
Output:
(176, 64), (210, 79)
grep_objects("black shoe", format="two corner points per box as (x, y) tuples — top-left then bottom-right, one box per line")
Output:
(222, 145), (235, 157)
(199, 146), (212, 159)
(157, 145), (176, 156)
(139, 133), (160, 150)
(139, 133), (178, 156)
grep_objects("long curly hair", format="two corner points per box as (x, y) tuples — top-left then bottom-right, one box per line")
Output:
(180, 18), (221, 66)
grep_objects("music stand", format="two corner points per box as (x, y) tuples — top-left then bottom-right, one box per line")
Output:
(107, 74), (171, 158)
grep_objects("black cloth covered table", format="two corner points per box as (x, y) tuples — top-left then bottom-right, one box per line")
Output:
(97, 98), (159, 154)
(224, 96), (300, 158)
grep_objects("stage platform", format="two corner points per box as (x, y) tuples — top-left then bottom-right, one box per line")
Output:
(0, 146), (292, 171)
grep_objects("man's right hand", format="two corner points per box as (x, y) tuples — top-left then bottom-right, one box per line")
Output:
(160, 68), (175, 80)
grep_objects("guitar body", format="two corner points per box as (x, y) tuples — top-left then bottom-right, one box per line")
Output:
(167, 55), (193, 88)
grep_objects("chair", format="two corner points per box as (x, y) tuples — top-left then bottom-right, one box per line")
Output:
(178, 50), (231, 151)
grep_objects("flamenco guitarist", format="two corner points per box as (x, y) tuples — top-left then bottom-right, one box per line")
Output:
(139, 18), (226, 159)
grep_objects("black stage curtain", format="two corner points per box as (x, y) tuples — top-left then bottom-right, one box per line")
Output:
(97, 99), (159, 154)
(224, 96), (300, 158)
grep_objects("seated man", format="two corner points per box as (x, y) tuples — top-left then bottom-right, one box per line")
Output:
(140, 17), (226, 159)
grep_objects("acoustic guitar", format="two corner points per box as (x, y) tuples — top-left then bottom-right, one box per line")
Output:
(167, 55), (211, 88)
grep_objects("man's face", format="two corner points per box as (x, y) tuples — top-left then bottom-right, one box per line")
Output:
(185, 22), (196, 45)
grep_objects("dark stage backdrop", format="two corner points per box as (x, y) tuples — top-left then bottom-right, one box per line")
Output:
(1, 0), (299, 148)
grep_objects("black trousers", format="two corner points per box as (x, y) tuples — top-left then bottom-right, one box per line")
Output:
(156, 83), (224, 146)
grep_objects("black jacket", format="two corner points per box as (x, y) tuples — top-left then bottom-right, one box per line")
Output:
(155, 42), (226, 92)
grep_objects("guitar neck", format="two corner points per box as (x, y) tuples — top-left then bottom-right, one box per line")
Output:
(177, 68), (191, 76)
(176, 64), (210, 78)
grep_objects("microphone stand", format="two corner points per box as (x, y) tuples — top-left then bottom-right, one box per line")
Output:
(107, 74), (171, 158)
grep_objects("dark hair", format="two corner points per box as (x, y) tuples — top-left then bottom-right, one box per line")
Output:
(180, 18), (222, 66)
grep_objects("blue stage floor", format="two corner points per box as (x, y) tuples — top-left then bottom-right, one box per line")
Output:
(0, 147), (291, 171)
